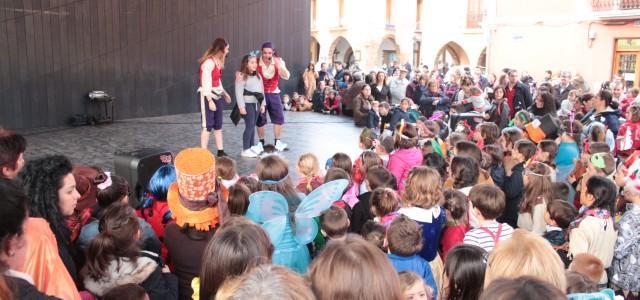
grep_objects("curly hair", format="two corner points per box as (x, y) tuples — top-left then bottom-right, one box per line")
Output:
(402, 166), (443, 209)
(19, 155), (73, 244)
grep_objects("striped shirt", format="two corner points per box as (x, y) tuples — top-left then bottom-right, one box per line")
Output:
(463, 221), (514, 253)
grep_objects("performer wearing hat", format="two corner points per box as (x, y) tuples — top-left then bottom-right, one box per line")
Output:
(198, 38), (232, 156)
(256, 42), (290, 151)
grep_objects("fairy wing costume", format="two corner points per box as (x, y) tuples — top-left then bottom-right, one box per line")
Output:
(246, 179), (349, 273)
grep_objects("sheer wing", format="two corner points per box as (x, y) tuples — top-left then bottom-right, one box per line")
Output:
(246, 191), (289, 245)
(294, 179), (349, 244)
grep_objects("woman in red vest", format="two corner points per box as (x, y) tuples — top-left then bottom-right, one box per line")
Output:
(198, 38), (232, 156)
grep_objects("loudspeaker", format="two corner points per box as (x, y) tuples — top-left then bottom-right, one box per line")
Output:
(114, 148), (173, 207)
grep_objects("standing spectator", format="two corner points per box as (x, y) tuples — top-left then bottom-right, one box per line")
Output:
(406, 70), (422, 99)
(333, 61), (345, 82)
(553, 70), (575, 108)
(371, 71), (391, 103)
(303, 62), (318, 100)
(389, 68), (410, 104)
(529, 91), (557, 118)
(589, 89), (621, 136)
(612, 81), (624, 104)
(317, 62), (329, 85)
(505, 69), (533, 118)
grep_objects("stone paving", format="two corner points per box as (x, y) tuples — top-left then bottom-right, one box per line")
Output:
(22, 111), (363, 179)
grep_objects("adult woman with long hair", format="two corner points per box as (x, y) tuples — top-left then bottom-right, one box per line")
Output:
(591, 89), (622, 136)
(353, 84), (374, 127)
(370, 71), (391, 103)
(236, 52), (267, 158)
(18, 155), (82, 298)
(198, 38), (232, 156)
(303, 62), (319, 100)
(529, 91), (557, 118)
(0, 179), (59, 299)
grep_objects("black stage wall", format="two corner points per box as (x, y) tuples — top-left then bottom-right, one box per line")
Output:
(0, 0), (310, 130)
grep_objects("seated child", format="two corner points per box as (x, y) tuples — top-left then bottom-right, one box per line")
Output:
(440, 189), (470, 259)
(569, 253), (605, 287)
(296, 153), (324, 194)
(370, 187), (400, 228)
(376, 135), (395, 167)
(387, 216), (438, 297)
(349, 166), (397, 234)
(463, 184), (514, 253)
(227, 183), (251, 216)
(544, 199), (578, 267)
(217, 157), (239, 189)
(323, 89), (341, 115)
(320, 206), (350, 243)
(566, 271), (598, 294)
(360, 220), (387, 252)
(379, 101), (392, 134)
(399, 271), (435, 300)
(367, 100), (381, 130)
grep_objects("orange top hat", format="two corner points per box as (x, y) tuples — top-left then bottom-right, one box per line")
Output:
(168, 148), (224, 231)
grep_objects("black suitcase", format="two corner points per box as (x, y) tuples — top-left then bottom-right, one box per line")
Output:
(114, 148), (173, 207)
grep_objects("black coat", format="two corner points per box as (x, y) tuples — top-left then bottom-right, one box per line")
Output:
(506, 82), (533, 115)
(349, 192), (373, 234)
(498, 163), (525, 229)
(370, 83), (391, 102)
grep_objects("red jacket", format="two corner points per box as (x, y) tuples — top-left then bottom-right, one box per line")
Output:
(324, 95), (341, 110)
(616, 120), (640, 156)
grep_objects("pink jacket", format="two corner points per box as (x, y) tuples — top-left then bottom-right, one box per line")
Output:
(387, 147), (423, 191)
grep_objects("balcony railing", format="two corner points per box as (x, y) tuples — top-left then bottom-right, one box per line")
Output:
(592, 0), (640, 11)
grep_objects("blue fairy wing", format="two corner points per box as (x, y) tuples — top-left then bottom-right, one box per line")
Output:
(293, 179), (349, 244)
(246, 191), (289, 245)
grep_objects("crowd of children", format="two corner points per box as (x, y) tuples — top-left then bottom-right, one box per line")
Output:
(1, 66), (640, 300)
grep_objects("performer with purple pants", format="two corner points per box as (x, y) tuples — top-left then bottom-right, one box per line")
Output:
(198, 38), (232, 157)
(256, 42), (290, 151)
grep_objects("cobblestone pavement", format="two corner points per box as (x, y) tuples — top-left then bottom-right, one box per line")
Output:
(22, 111), (363, 178)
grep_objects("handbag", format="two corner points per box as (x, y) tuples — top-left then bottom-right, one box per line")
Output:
(230, 104), (241, 126)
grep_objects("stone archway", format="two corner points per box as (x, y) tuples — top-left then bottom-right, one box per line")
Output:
(328, 36), (354, 68)
(310, 36), (320, 63)
(378, 36), (400, 67)
(434, 41), (470, 68)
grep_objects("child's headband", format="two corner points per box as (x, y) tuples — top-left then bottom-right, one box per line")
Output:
(259, 174), (289, 185)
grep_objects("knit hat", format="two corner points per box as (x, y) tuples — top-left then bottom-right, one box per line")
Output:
(167, 148), (227, 231)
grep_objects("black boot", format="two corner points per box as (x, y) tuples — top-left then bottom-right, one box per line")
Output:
(217, 150), (227, 157)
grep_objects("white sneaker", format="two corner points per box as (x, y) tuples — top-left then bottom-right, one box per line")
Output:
(275, 140), (288, 151)
(241, 149), (258, 158)
(250, 143), (264, 155)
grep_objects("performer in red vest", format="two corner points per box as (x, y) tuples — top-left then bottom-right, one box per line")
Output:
(256, 42), (290, 151)
(198, 38), (232, 156)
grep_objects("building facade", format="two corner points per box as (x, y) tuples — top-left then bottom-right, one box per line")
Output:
(310, 0), (488, 72)
(486, 0), (640, 88)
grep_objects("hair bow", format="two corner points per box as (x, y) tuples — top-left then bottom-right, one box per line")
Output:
(97, 172), (113, 190)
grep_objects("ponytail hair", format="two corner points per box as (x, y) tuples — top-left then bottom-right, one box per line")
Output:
(86, 203), (141, 279)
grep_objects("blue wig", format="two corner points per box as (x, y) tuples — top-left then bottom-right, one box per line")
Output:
(145, 164), (176, 204)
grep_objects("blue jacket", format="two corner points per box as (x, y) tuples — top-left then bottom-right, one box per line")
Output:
(388, 253), (438, 298)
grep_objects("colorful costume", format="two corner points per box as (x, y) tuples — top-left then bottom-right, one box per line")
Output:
(246, 179), (348, 273)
